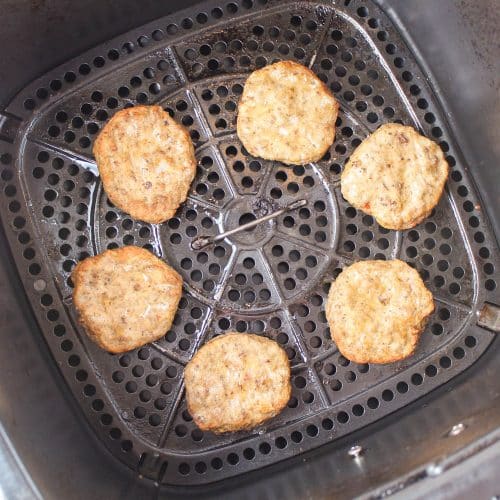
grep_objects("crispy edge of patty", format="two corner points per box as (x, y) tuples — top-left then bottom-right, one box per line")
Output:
(72, 246), (182, 353)
(236, 60), (339, 164)
(184, 332), (292, 433)
(93, 105), (196, 224)
(325, 259), (435, 364)
(341, 123), (449, 230)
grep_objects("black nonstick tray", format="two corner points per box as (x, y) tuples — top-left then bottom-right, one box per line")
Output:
(0, 0), (497, 486)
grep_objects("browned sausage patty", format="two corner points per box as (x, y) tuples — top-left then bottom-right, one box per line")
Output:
(185, 333), (291, 433)
(341, 123), (448, 229)
(93, 105), (196, 223)
(326, 259), (434, 363)
(72, 246), (182, 353)
(237, 61), (339, 165)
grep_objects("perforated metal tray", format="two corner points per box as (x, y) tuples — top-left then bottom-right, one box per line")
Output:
(0, 0), (497, 486)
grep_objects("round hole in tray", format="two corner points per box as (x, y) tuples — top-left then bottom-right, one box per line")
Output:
(259, 442), (271, 455)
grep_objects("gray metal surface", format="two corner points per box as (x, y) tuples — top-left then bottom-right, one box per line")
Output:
(370, 428), (500, 500)
(0, 424), (42, 500)
(0, 0), (498, 488)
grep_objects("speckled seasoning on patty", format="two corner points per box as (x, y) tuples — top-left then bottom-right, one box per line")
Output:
(326, 259), (434, 364)
(185, 332), (291, 433)
(237, 61), (339, 165)
(93, 105), (196, 223)
(72, 246), (182, 353)
(341, 123), (448, 230)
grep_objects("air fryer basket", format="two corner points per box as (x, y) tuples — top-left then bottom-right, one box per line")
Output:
(0, 0), (498, 489)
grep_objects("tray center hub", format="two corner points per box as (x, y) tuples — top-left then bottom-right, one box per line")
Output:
(223, 196), (275, 247)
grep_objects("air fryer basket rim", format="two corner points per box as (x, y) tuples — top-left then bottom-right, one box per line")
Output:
(0, 0), (498, 498)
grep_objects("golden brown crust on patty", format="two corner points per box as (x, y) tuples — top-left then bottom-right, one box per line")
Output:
(93, 105), (196, 224)
(184, 333), (291, 433)
(326, 259), (434, 364)
(236, 61), (339, 165)
(72, 246), (182, 353)
(341, 123), (449, 230)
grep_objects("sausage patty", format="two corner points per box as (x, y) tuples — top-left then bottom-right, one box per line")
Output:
(341, 123), (448, 229)
(93, 105), (196, 223)
(72, 246), (182, 353)
(326, 259), (434, 364)
(185, 333), (291, 433)
(237, 61), (339, 165)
